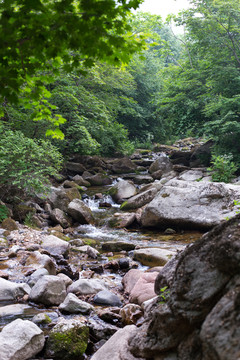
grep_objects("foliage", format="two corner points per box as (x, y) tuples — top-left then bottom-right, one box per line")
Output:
(0, 205), (8, 222)
(0, 126), (63, 198)
(158, 286), (170, 304)
(207, 154), (237, 183)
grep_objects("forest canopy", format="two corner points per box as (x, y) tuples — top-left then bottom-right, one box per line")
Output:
(0, 0), (240, 199)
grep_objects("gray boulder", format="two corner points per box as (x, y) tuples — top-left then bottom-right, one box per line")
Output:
(67, 278), (107, 295)
(59, 293), (94, 314)
(25, 250), (56, 275)
(0, 278), (30, 302)
(120, 188), (158, 210)
(48, 186), (81, 212)
(65, 161), (86, 174)
(0, 319), (45, 360)
(41, 234), (70, 257)
(111, 157), (137, 174)
(149, 155), (173, 175)
(29, 275), (66, 306)
(109, 179), (137, 203)
(67, 199), (94, 224)
(85, 173), (112, 186)
(141, 179), (240, 230)
(50, 208), (72, 228)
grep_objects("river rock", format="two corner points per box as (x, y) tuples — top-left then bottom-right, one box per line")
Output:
(178, 169), (205, 181)
(72, 174), (91, 187)
(169, 150), (192, 166)
(0, 319), (45, 360)
(122, 174), (154, 185)
(141, 179), (240, 230)
(67, 278), (107, 295)
(1, 218), (18, 231)
(111, 157), (137, 174)
(73, 245), (100, 259)
(29, 275), (66, 306)
(120, 303), (143, 325)
(91, 325), (144, 360)
(149, 155), (173, 175)
(110, 180), (137, 203)
(93, 290), (122, 307)
(57, 273), (73, 287)
(129, 272), (159, 305)
(50, 208), (72, 228)
(41, 234), (70, 257)
(65, 161), (86, 174)
(189, 139), (214, 167)
(45, 318), (89, 360)
(67, 199), (94, 224)
(109, 212), (136, 228)
(48, 186), (81, 212)
(59, 293), (94, 314)
(122, 269), (143, 294)
(0, 278), (30, 301)
(85, 173), (112, 186)
(133, 248), (175, 267)
(102, 241), (135, 252)
(27, 268), (49, 287)
(25, 251), (56, 275)
(120, 188), (158, 210)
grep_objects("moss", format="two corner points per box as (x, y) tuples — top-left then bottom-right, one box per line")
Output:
(83, 238), (98, 246)
(107, 217), (119, 228)
(48, 325), (89, 360)
(161, 193), (170, 198)
(108, 186), (117, 196)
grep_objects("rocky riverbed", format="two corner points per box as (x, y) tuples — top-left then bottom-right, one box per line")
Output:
(1, 138), (240, 359)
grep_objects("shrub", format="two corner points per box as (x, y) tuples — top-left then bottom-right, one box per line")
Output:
(0, 128), (63, 199)
(208, 154), (237, 183)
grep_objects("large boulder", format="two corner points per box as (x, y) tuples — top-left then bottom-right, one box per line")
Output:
(109, 180), (137, 203)
(50, 208), (72, 228)
(120, 188), (158, 211)
(149, 155), (173, 175)
(65, 161), (86, 175)
(45, 318), (89, 360)
(141, 179), (240, 230)
(67, 199), (94, 224)
(127, 214), (240, 359)
(0, 278), (30, 302)
(29, 275), (66, 306)
(111, 157), (137, 174)
(48, 187), (81, 212)
(0, 319), (45, 360)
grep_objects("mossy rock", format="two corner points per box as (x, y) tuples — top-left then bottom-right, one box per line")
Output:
(82, 238), (99, 246)
(1, 217), (18, 231)
(120, 201), (128, 211)
(46, 319), (89, 360)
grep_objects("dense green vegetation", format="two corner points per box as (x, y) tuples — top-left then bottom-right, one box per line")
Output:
(1, 0), (240, 199)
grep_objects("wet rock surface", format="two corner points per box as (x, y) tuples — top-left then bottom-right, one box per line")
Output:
(1, 140), (240, 359)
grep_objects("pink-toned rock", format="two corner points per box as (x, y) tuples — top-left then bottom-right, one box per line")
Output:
(122, 269), (142, 294)
(122, 269), (159, 305)
(129, 272), (158, 305)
